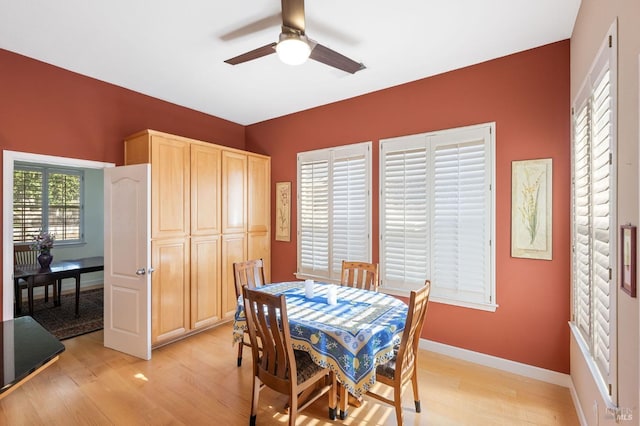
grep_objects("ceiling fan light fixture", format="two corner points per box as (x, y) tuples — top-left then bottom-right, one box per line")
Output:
(276, 33), (311, 66)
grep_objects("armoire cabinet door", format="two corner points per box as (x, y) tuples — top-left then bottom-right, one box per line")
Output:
(151, 135), (190, 239)
(191, 144), (221, 236)
(222, 151), (247, 234)
(248, 231), (271, 283)
(221, 233), (247, 318)
(191, 235), (221, 329)
(151, 238), (190, 345)
(247, 154), (270, 233)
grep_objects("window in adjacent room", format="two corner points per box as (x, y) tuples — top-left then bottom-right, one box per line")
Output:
(379, 123), (495, 311)
(13, 163), (84, 244)
(296, 142), (372, 282)
(570, 22), (617, 404)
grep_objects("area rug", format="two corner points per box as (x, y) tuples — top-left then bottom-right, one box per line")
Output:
(28, 288), (103, 340)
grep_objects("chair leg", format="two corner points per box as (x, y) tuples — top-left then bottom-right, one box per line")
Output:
(250, 377), (260, 426)
(288, 390), (298, 426)
(237, 340), (244, 367)
(394, 384), (404, 426)
(328, 371), (337, 420)
(411, 369), (421, 412)
(338, 383), (349, 419)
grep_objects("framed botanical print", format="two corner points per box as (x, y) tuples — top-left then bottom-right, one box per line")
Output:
(275, 182), (291, 242)
(511, 158), (553, 260)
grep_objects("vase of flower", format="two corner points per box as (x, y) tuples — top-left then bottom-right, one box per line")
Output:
(38, 251), (53, 268)
(31, 230), (55, 269)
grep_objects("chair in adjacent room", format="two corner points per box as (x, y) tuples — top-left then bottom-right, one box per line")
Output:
(14, 243), (58, 311)
(233, 258), (266, 367)
(365, 280), (431, 426)
(242, 287), (337, 425)
(340, 260), (379, 292)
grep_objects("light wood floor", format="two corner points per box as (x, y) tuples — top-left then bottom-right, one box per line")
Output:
(0, 322), (579, 425)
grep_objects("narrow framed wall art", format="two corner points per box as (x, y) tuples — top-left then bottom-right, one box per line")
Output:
(275, 181), (291, 242)
(511, 158), (553, 260)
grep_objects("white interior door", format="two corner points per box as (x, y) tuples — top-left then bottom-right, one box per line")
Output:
(103, 164), (151, 360)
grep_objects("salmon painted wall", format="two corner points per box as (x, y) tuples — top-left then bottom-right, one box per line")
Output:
(0, 48), (245, 318)
(246, 41), (571, 373)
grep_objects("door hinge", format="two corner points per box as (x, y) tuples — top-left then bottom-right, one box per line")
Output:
(608, 383), (612, 395)
(609, 152), (613, 165)
(609, 268), (612, 281)
(608, 35), (612, 48)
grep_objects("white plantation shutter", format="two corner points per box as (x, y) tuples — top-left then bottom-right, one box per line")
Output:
(432, 135), (490, 304)
(332, 148), (369, 276)
(297, 143), (371, 281)
(299, 158), (329, 276)
(380, 123), (494, 309)
(573, 98), (591, 339)
(571, 23), (616, 401)
(380, 137), (430, 289)
(591, 64), (612, 379)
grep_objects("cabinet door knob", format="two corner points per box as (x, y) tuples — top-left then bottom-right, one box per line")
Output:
(135, 268), (146, 275)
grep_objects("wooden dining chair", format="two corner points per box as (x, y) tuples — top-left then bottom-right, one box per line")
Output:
(242, 287), (337, 425)
(233, 258), (266, 367)
(14, 243), (57, 306)
(340, 260), (379, 291)
(365, 280), (431, 425)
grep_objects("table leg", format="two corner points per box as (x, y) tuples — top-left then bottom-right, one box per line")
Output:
(75, 274), (81, 317)
(14, 279), (22, 315)
(53, 280), (62, 306)
(28, 278), (34, 316)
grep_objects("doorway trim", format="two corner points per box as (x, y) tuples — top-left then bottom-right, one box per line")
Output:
(3, 150), (114, 321)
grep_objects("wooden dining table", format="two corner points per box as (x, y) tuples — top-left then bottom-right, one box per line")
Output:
(14, 256), (104, 317)
(233, 281), (408, 419)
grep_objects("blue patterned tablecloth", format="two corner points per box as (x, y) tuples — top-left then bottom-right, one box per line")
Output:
(233, 281), (408, 397)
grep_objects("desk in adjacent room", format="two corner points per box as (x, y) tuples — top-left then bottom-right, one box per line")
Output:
(0, 316), (65, 400)
(14, 256), (104, 317)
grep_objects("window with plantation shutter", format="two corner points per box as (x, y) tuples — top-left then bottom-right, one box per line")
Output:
(13, 164), (84, 244)
(570, 23), (617, 403)
(432, 134), (490, 304)
(380, 123), (495, 310)
(380, 136), (430, 290)
(573, 98), (591, 340)
(297, 143), (371, 281)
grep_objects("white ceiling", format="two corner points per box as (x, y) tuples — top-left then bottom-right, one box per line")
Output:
(0, 1), (580, 125)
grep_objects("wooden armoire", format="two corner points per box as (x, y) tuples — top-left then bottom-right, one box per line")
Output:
(124, 129), (270, 346)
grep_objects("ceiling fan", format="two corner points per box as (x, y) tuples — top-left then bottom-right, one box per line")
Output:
(224, 0), (365, 74)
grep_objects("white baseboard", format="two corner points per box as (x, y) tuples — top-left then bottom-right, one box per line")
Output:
(420, 339), (571, 388)
(21, 279), (103, 301)
(568, 380), (588, 426)
(58, 277), (102, 292)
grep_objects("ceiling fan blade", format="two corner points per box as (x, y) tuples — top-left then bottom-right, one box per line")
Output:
(309, 43), (366, 74)
(281, 0), (305, 32)
(219, 14), (281, 41)
(224, 42), (277, 65)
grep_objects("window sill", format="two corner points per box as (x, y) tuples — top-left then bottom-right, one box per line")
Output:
(568, 321), (617, 408)
(53, 241), (86, 248)
(381, 288), (498, 312)
(293, 273), (339, 285)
